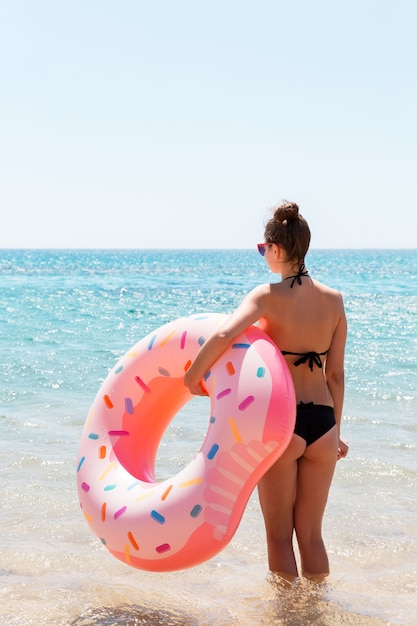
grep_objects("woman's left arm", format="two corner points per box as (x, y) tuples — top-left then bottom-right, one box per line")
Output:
(184, 285), (269, 395)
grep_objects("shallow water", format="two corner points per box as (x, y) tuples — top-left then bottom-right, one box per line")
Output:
(1, 249), (416, 625)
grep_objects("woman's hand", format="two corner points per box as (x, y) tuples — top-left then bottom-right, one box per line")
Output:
(337, 438), (349, 460)
(184, 371), (208, 396)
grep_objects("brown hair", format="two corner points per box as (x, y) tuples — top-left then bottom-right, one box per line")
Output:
(264, 201), (311, 266)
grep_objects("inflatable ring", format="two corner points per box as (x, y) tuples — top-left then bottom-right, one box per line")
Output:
(76, 313), (295, 572)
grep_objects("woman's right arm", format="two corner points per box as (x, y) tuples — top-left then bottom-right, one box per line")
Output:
(184, 285), (269, 395)
(325, 294), (348, 458)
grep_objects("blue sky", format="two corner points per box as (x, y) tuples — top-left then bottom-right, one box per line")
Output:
(1, 0), (416, 249)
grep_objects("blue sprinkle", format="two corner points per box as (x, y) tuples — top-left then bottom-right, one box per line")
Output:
(114, 365), (123, 374)
(204, 370), (211, 381)
(104, 484), (117, 491)
(257, 367), (266, 378)
(77, 456), (85, 472)
(100, 537), (107, 545)
(151, 510), (165, 524)
(207, 443), (219, 460)
(198, 335), (205, 346)
(147, 335), (157, 350)
(127, 480), (141, 491)
(210, 416), (216, 423)
(88, 433), (99, 440)
(190, 504), (202, 518)
(232, 342), (250, 349)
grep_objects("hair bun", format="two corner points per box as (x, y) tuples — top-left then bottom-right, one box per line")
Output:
(274, 201), (299, 224)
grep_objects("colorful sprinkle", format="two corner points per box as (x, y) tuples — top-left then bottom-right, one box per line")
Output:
(179, 477), (203, 488)
(88, 432), (99, 440)
(226, 361), (235, 375)
(147, 335), (157, 350)
(125, 397), (134, 414)
(161, 485), (173, 501)
(232, 342), (250, 349)
(198, 335), (205, 346)
(99, 462), (116, 481)
(103, 394), (113, 408)
(204, 370), (211, 382)
(160, 330), (176, 347)
(104, 484), (117, 491)
(81, 481), (90, 492)
(238, 395), (255, 411)
(114, 506), (127, 520)
(217, 388), (232, 400)
(114, 365), (123, 374)
(207, 443), (219, 459)
(99, 445), (106, 459)
(151, 510), (165, 524)
(190, 504), (203, 518)
(228, 417), (242, 443)
(128, 531), (139, 551)
(210, 416), (216, 423)
(180, 330), (187, 349)
(85, 409), (94, 428)
(77, 456), (85, 472)
(184, 359), (192, 372)
(158, 367), (170, 377)
(108, 430), (130, 437)
(101, 502), (106, 522)
(124, 544), (131, 563)
(156, 543), (171, 554)
(257, 367), (266, 377)
(135, 375), (151, 393)
(134, 491), (154, 503)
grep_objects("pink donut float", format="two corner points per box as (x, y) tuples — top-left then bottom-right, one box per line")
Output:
(76, 313), (295, 572)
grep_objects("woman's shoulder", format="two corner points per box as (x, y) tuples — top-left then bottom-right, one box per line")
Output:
(311, 279), (345, 311)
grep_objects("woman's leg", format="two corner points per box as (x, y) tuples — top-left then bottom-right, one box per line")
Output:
(257, 435), (306, 581)
(294, 425), (338, 580)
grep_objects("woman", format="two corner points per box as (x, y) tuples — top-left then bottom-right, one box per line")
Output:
(184, 201), (348, 583)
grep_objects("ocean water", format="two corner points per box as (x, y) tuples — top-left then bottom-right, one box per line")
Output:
(1, 248), (416, 626)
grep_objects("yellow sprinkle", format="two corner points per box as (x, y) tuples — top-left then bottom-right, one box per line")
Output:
(208, 377), (217, 395)
(179, 477), (204, 488)
(85, 408), (94, 429)
(124, 544), (131, 564)
(229, 417), (242, 443)
(134, 491), (154, 503)
(83, 511), (93, 523)
(160, 330), (176, 347)
(126, 352), (138, 357)
(99, 462), (116, 481)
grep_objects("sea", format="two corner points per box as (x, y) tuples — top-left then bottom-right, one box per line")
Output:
(1, 248), (416, 626)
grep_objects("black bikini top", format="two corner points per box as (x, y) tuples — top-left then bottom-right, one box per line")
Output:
(281, 264), (327, 371)
(281, 350), (328, 372)
(283, 263), (309, 288)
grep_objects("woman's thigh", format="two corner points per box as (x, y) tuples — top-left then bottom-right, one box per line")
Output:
(258, 435), (306, 535)
(294, 425), (338, 535)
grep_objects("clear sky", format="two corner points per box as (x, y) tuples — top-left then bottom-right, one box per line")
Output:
(1, 0), (416, 249)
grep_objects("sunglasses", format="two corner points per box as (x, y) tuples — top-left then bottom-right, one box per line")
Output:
(257, 243), (273, 257)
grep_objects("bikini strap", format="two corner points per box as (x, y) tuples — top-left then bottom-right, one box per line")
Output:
(284, 263), (309, 288)
(281, 350), (328, 372)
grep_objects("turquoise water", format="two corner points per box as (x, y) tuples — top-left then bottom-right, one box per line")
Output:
(1, 249), (416, 625)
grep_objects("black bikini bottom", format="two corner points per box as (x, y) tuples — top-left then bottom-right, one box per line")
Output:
(294, 402), (336, 447)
